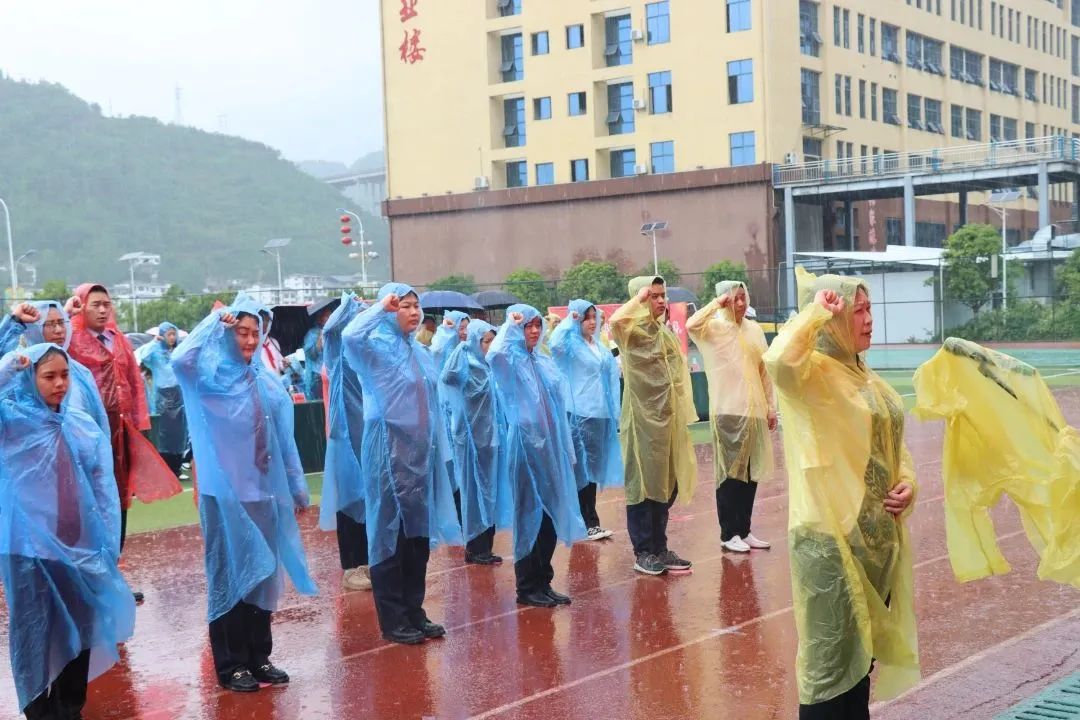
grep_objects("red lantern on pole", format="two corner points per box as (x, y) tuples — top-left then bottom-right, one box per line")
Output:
(341, 235), (353, 246)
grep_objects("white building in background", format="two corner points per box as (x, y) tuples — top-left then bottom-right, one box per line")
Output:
(112, 281), (171, 304)
(240, 272), (373, 306)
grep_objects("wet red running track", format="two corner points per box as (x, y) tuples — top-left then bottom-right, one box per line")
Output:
(2, 391), (1079, 719)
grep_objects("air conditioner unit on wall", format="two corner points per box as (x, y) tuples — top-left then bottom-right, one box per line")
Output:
(631, 29), (644, 42)
(632, 98), (647, 110)
(474, 175), (490, 190)
(784, 152), (798, 164)
(634, 163), (649, 175)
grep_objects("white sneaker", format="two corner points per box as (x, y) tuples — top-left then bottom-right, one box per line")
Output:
(343, 566), (372, 591)
(745, 533), (771, 550)
(722, 536), (751, 553)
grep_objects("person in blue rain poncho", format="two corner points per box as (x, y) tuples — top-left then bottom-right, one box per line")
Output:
(0, 301), (109, 434)
(171, 293), (317, 693)
(318, 292), (372, 593)
(135, 322), (188, 477)
(301, 300), (335, 401)
(430, 310), (469, 370)
(549, 299), (623, 542)
(487, 304), (587, 609)
(0, 344), (135, 720)
(341, 283), (461, 645)
(439, 319), (511, 566)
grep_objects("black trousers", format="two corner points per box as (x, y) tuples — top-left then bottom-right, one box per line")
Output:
(208, 601), (272, 684)
(578, 483), (599, 528)
(716, 469), (759, 542)
(626, 488), (678, 556)
(119, 509), (127, 552)
(514, 513), (557, 595)
(23, 649), (90, 720)
(453, 491), (496, 557)
(161, 452), (184, 478)
(369, 524), (430, 633)
(335, 511), (369, 570)
(798, 673), (871, 720)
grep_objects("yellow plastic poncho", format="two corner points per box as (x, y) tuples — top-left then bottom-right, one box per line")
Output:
(687, 281), (775, 485)
(609, 276), (697, 506)
(913, 338), (1080, 588)
(763, 267), (920, 705)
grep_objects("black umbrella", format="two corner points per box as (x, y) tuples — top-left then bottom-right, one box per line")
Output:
(268, 305), (315, 357)
(666, 286), (700, 305)
(307, 296), (341, 317)
(471, 289), (521, 310)
(419, 290), (483, 313)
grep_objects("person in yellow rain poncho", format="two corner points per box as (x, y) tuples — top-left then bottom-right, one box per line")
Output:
(763, 267), (920, 718)
(913, 338), (1080, 589)
(687, 281), (777, 554)
(608, 276), (697, 577)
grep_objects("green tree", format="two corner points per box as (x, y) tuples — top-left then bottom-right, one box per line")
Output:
(427, 273), (477, 295)
(636, 259), (682, 287)
(1058, 247), (1080, 305)
(559, 261), (626, 305)
(941, 224), (1001, 316)
(699, 261), (750, 301)
(115, 285), (234, 332)
(36, 279), (70, 303)
(504, 268), (553, 312)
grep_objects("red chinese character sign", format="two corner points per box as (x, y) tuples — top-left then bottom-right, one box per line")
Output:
(399, 0), (418, 22)
(398, 0), (425, 64)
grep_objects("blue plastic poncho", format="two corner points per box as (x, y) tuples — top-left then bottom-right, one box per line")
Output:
(439, 320), (512, 543)
(136, 321), (187, 455)
(318, 292), (367, 532)
(341, 283), (461, 566)
(549, 299), (623, 491)
(302, 325), (325, 400)
(0, 344), (135, 713)
(171, 293), (317, 621)
(0, 302), (109, 434)
(487, 304), (586, 561)
(431, 311), (470, 371)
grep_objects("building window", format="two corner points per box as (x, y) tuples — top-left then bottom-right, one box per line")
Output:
(869, 17), (877, 56)
(649, 71), (672, 114)
(857, 13), (865, 53)
(727, 60), (753, 104)
(1073, 85), (1080, 123)
(1026, 68), (1038, 100)
(803, 137), (823, 161)
(951, 104), (964, 138)
(571, 158), (589, 182)
(1073, 36), (1080, 76)
(800, 0), (821, 56)
(606, 81), (635, 135)
(834, 74), (842, 115)
(568, 91), (587, 116)
(534, 96), (551, 120)
(651, 141), (675, 173)
(966, 107), (982, 140)
(1003, 117), (1018, 141)
(535, 162), (554, 186)
(503, 97), (526, 147)
(950, 46), (984, 85)
(610, 148), (636, 178)
(506, 160), (527, 188)
(883, 88), (900, 124)
(646, 1), (671, 44)
(497, 0), (521, 17)
(566, 24), (584, 49)
(988, 58), (1019, 94)
(842, 9), (850, 48)
(990, 113), (1002, 141)
(727, 0), (751, 32)
(915, 222), (947, 248)
(501, 34), (524, 82)
(605, 14), (632, 66)
(906, 32), (944, 73)
(844, 76), (852, 116)
(871, 82), (878, 121)
(730, 131), (756, 166)
(531, 31), (549, 56)
(907, 93), (923, 129)
(859, 79), (866, 118)
(882, 23), (900, 61)
(886, 217), (903, 245)
(801, 68), (821, 124)
(833, 6), (841, 46)
(925, 98), (943, 133)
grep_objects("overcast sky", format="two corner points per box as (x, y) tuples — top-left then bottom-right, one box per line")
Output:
(0, 0), (384, 165)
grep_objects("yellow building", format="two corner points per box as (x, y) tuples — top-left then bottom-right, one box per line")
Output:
(380, 0), (1080, 197)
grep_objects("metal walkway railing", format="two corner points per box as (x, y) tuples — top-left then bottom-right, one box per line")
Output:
(773, 135), (1080, 187)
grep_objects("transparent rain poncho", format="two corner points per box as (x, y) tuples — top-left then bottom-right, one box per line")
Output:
(301, 324), (324, 400)
(318, 292), (367, 532)
(171, 294), (317, 621)
(68, 283), (180, 509)
(341, 283), (461, 566)
(135, 320), (187, 455)
(763, 267), (920, 704)
(687, 281), (775, 484)
(439, 319), (512, 542)
(0, 344), (135, 713)
(548, 299), (622, 490)
(913, 338), (1080, 589)
(0, 301), (108, 433)
(487, 304), (586, 561)
(608, 277), (697, 505)
(430, 310), (469, 371)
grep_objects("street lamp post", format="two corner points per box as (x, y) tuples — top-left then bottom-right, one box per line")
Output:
(118, 252), (162, 331)
(987, 189), (1021, 311)
(640, 221), (670, 276)
(0, 198), (16, 302)
(338, 208), (377, 287)
(261, 238), (291, 305)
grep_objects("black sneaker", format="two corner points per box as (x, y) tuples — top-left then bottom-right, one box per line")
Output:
(658, 550), (692, 572)
(544, 587), (571, 605)
(221, 669), (259, 693)
(383, 624), (425, 645)
(633, 553), (667, 576)
(413, 618), (446, 639)
(465, 552), (500, 565)
(251, 663), (289, 685)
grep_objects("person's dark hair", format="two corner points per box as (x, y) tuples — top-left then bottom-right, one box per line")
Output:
(34, 346), (68, 369)
(583, 306), (597, 321)
(87, 284), (109, 297)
